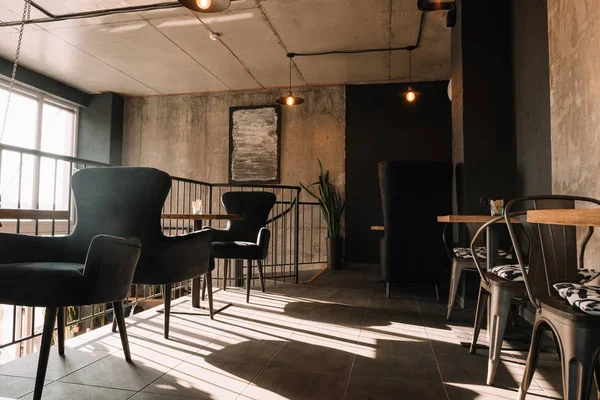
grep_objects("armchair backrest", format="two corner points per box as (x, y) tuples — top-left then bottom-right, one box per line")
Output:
(505, 195), (600, 306)
(66, 167), (171, 263)
(378, 161), (452, 285)
(221, 192), (277, 243)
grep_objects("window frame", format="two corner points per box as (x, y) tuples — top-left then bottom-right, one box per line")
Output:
(0, 78), (79, 210)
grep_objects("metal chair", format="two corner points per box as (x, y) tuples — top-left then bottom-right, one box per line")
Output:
(443, 222), (514, 320)
(504, 196), (600, 400)
(203, 191), (276, 303)
(0, 167), (176, 400)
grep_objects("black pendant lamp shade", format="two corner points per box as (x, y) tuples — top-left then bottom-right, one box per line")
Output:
(276, 55), (305, 106)
(178, 0), (232, 13)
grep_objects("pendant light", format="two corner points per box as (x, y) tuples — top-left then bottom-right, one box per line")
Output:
(276, 55), (304, 106)
(177, 0), (231, 13)
(403, 49), (417, 103)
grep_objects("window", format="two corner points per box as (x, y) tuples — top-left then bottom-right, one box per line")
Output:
(0, 81), (77, 211)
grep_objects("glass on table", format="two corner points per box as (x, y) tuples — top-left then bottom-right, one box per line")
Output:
(192, 199), (203, 215)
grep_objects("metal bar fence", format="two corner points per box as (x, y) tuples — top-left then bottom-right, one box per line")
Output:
(0, 144), (326, 365)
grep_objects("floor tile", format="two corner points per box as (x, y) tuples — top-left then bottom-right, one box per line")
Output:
(0, 347), (111, 381)
(345, 375), (447, 400)
(0, 375), (48, 399)
(267, 337), (355, 374)
(198, 336), (286, 367)
(59, 350), (170, 391)
(18, 382), (134, 400)
(240, 367), (347, 400)
(142, 359), (261, 399)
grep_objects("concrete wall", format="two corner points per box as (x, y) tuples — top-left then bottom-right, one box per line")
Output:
(122, 86), (346, 195)
(547, 0), (600, 262)
(512, 0), (552, 197)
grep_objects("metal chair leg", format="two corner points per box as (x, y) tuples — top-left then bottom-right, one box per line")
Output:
(434, 284), (440, 301)
(33, 307), (58, 400)
(206, 270), (214, 319)
(201, 275), (207, 301)
(113, 301), (132, 362)
(561, 333), (596, 400)
(486, 286), (514, 385)
(257, 259), (266, 292)
(246, 259), (252, 303)
(517, 320), (547, 400)
(447, 261), (464, 320)
(385, 282), (391, 298)
(470, 286), (489, 354)
(57, 307), (65, 356)
(223, 259), (229, 291)
(163, 284), (172, 339)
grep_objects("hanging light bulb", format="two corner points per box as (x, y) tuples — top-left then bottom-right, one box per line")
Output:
(276, 55), (305, 106)
(405, 87), (416, 102)
(178, 0), (230, 12)
(400, 49), (418, 103)
(197, 0), (211, 9)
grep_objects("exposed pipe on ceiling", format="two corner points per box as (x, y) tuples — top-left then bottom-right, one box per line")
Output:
(0, 1), (239, 27)
(417, 0), (456, 28)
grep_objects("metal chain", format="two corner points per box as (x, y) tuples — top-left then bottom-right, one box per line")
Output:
(0, 0), (32, 144)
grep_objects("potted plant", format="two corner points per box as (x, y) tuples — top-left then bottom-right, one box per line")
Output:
(302, 160), (345, 270)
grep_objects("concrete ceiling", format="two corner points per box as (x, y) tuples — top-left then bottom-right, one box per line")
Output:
(0, 0), (451, 96)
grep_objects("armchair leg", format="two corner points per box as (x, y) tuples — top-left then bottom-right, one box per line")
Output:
(223, 259), (229, 291)
(112, 311), (118, 333)
(57, 307), (65, 356)
(246, 259), (252, 303)
(112, 301), (132, 363)
(34, 307), (58, 400)
(201, 275), (207, 302)
(207, 271), (214, 319)
(163, 284), (172, 339)
(385, 282), (391, 298)
(257, 260), (265, 292)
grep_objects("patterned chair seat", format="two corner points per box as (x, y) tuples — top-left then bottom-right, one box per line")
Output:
(453, 247), (513, 260)
(490, 266), (600, 284)
(553, 283), (600, 316)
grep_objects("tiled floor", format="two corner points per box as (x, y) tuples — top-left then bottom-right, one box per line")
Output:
(0, 268), (568, 399)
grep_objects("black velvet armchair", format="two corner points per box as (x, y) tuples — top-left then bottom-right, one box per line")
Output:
(0, 167), (178, 400)
(204, 191), (276, 303)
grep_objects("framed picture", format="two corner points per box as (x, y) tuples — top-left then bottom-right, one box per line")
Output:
(229, 105), (281, 184)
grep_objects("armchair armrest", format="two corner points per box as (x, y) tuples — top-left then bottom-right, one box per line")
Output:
(257, 227), (271, 260)
(155, 229), (213, 278)
(0, 232), (67, 264)
(201, 226), (230, 242)
(83, 235), (142, 304)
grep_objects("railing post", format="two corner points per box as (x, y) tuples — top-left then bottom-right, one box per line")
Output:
(294, 188), (300, 283)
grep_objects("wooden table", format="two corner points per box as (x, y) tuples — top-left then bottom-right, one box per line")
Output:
(438, 214), (508, 270)
(371, 225), (384, 231)
(161, 213), (243, 309)
(527, 209), (600, 227)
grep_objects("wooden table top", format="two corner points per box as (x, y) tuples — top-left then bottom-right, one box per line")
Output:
(437, 215), (507, 224)
(371, 225), (384, 231)
(527, 209), (600, 227)
(161, 213), (244, 221)
(0, 209), (70, 220)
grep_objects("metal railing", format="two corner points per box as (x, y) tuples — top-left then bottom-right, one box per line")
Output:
(0, 143), (326, 364)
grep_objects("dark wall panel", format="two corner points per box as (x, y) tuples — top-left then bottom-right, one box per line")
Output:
(345, 82), (452, 264)
(511, 0), (552, 196)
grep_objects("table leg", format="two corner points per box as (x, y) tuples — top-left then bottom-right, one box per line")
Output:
(486, 225), (499, 270)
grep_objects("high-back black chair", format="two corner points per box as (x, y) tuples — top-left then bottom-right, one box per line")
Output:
(501, 196), (600, 400)
(0, 167), (177, 400)
(205, 191), (276, 303)
(378, 161), (452, 298)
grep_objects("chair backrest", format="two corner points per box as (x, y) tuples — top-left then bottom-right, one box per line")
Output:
(65, 167), (171, 263)
(505, 195), (600, 305)
(378, 161), (452, 285)
(221, 191), (277, 242)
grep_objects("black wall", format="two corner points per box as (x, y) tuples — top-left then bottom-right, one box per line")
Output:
(345, 82), (452, 264)
(78, 92), (124, 165)
(511, 0), (552, 196)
